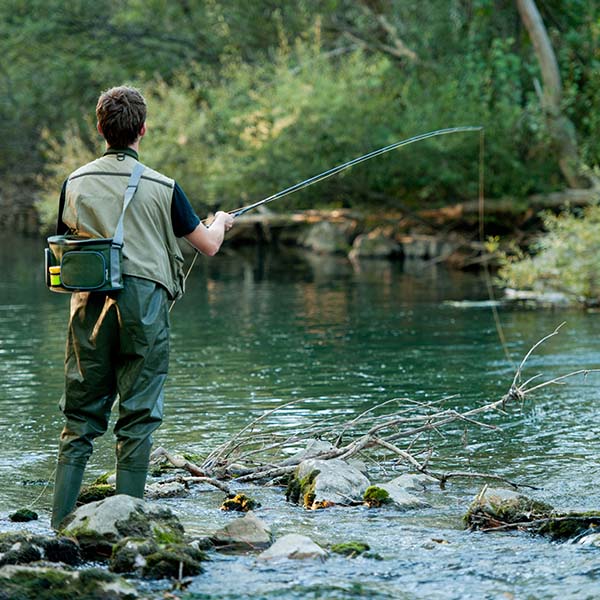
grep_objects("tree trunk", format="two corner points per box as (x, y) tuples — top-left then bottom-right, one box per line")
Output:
(516, 0), (594, 189)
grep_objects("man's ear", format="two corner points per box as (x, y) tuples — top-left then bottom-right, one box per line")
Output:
(96, 121), (103, 136)
(139, 122), (147, 138)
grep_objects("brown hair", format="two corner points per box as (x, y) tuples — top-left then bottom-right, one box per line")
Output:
(96, 86), (147, 148)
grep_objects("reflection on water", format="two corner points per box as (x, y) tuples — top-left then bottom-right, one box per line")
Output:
(1, 235), (600, 599)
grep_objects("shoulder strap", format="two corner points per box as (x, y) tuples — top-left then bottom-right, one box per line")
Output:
(113, 162), (145, 247)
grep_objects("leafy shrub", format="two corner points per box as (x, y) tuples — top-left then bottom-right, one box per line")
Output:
(498, 205), (600, 306)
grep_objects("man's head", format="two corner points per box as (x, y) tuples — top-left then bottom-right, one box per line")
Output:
(96, 86), (147, 148)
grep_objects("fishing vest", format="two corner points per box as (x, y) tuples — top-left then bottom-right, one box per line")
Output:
(62, 154), (185, 300)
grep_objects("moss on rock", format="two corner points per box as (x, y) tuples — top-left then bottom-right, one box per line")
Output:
(363, 486), (392, 508)
(330, 541), (371, 557)
(220, 493), (260, 512)
(285, 469), (320, 509)
(9, 508), (38, 522)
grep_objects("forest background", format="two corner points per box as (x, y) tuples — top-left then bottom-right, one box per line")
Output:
(0, 0), (598, 235)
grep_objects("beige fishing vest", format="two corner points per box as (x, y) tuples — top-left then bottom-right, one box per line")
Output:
(62, 154), (185, 300)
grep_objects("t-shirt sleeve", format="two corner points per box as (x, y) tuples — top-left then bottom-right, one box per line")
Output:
(56, 180), (68, 235)
(171, 182), (201, 237)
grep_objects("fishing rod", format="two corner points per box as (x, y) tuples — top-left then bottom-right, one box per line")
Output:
(229, 126), (483, 218)
(174, 126), (484, 313)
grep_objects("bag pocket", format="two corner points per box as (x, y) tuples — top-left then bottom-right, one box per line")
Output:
(60, 250), (108, 290)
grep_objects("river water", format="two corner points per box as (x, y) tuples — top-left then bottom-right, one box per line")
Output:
(1, 234), (599, 599)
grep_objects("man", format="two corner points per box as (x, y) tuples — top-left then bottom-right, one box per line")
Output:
(51, 85), (234, 529)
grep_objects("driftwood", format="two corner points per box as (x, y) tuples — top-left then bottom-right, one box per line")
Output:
(153, 325), (598, 491)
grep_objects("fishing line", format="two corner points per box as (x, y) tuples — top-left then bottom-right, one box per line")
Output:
(477, 129), (513, 365)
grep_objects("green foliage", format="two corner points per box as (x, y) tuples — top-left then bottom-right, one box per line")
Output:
(498, 205), (600, 306)
(4, 0), (599, 224)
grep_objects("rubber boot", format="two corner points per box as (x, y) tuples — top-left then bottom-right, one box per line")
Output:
(115, 468), (147, 499)
(51, 462), (86, 530)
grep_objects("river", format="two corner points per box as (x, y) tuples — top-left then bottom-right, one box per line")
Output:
(1, 234), (599, 599)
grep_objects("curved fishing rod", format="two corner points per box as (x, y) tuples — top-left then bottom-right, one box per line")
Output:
(173, 126), (484, 313)
(230, 126), (483, 218)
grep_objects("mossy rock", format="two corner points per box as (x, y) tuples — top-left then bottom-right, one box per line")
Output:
(363, 486), (392, 508)
(331, 541), (370, 557)
(78, 483), (116, 505)
(0, 532), (82, 567)
(465, 487), (554, 531)
(141, 544), (207, 579)
(9, 508), (38, 522)
(0, 565), (137, 599)
(110, 537), (160, 574)
(220, 493), (260, 512)
(285, 469), (320, 509)
(536, 513), (600, 540)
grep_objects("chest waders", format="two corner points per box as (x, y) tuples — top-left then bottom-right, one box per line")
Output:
(52, 171), (171, 531)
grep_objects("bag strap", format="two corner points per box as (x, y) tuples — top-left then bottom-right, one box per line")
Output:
(113, 162), (145, 247)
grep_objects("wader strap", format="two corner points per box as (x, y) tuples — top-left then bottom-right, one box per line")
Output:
(113, 162), (145, 247)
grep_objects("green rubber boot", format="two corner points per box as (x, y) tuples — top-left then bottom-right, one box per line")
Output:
(115, 468), (147, 499)
(51, 462), (86, 530)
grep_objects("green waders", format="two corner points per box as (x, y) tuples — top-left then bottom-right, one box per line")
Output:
(51, 276), (169, 529)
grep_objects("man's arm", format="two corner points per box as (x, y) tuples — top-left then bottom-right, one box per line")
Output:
(172, 182), (234, 255)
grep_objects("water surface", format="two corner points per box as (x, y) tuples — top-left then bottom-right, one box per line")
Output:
(0, 235), (599, 599)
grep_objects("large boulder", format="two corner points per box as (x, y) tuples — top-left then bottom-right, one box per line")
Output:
(210, 511), (273, 553)
(258, 534), (327, 561)
(61, 494), (184, 560)
(0, 564), (138, 599)
(0, 532), (81, 566)
(286, 458), (370, 509)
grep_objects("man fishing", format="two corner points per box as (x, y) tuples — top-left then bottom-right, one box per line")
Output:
(50, 85), (234, 529)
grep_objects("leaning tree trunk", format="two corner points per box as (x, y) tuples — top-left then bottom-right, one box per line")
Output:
(516, 0), (594, 189)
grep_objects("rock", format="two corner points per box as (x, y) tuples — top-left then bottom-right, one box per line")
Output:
(286, 458), (370, 509)
(258, 534), (327, 561)
(145, 481), (189, 499)
(0, 564), (138, 599)
(299, 221), (354, 254)
(9, 508), (38, 522)
(386, 473), (439, 493)
(110, 537), (207, 579)
(464, 487), (554, 531)
(210, 511), (272, 553)
(349, 228), (401, 260)
(576, 532), (600, 546)
(281, 439), (335, 466)
(0, 532), (82, 566)
(61, 494), (184, 560)
(376, 475), (433, 511)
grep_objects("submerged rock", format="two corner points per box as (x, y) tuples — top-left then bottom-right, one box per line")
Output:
(464, 487), (554, 531)
(0, 532), (82, 566)
(330, 541), (371, 558)
(286, 458), (370, 509)
(377, 476), (432, 511)
(210, 511), (272, 553)
(61, 494), (184, 560)
(0, 564), (138, 599)
(387, 473), (439, 493)
(258, 534), (327, 561)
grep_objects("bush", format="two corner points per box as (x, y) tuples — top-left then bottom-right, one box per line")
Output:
(498, 205), (600, 306)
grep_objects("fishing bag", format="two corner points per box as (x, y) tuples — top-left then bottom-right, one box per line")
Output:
(45, 162), (145, 293)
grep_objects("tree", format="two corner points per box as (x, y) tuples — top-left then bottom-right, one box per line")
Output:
(516, 0), (596, 189)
